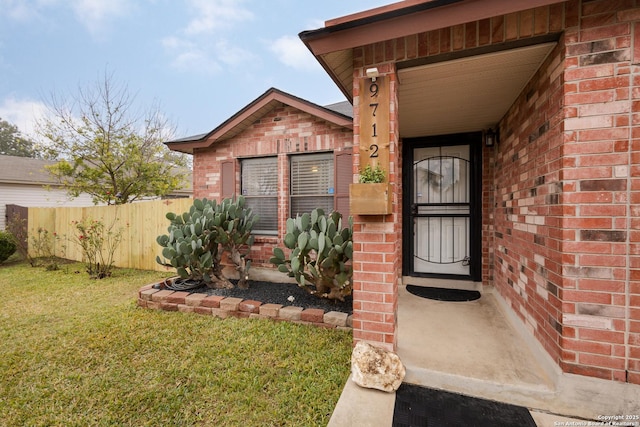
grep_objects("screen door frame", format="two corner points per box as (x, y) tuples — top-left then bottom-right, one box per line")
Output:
(402, 132), (483, 281)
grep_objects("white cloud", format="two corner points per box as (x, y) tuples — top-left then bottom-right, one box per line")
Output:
(162, 35), (257, 74)
(69, 0), (131, 37)
(174, 49), (222, 74)
(268, 35), (318, 71)
(0, 96), (48, 139)
(214, 39), (255, 66)
(162, 36), (220, 74)
(162, 0), (257, 76)
(0, 0), (57, 21)
(184, 0), (253, 35)
(0, 0), (34, 21)
(0, 0), (132, 38)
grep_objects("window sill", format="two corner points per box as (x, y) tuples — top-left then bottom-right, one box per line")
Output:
(253, 235), (278, 244)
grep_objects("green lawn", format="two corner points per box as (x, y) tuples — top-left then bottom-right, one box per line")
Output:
(0, 260), (352, 426)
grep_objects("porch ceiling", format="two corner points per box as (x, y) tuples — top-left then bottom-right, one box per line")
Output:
(398, 42), (556, 138)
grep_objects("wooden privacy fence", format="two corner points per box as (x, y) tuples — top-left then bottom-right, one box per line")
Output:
(28, 198), (194, 272)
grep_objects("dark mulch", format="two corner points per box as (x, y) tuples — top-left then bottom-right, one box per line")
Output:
(175, 280), (353, 315)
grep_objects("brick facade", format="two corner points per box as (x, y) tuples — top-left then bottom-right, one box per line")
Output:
(495, 39), (566, 371)
(351, 63), (402, 350)
(349, 0), (640, 384)
(559, 0), (639, 383)
(192, 103), (352, 268)
(185, 0), (640, 386)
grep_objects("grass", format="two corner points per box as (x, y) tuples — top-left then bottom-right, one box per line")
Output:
(0, 260), (352, 426)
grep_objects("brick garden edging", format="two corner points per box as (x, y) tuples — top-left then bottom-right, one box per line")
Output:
(137, 284), (353, 330)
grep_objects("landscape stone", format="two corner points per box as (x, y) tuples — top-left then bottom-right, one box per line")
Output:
(301, 308), (325, 322)
(351, 341), (405, 392)
(140, 288), (159, 301)
(220, 297), (243, 311)
(184, 293), (207, 306)
(151, 290), (174, 302)
(324, 311), (349, 327)
(279, 306), (303, 320)
(259, 303), (283, 318)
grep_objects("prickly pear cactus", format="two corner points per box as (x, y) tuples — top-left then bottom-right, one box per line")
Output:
(216, 195), (256, 289)
(270, 209), (353, 301)
(156, 196), (257, 289)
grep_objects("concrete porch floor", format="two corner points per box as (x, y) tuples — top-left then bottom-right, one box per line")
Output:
(397, 283), (557, 410)
(329, 283), (640, 426)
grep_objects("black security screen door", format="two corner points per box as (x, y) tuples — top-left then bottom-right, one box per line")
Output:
(403, 133), (482, 281)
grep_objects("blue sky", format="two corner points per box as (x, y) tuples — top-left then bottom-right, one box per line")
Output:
(0, 0), (389, 140)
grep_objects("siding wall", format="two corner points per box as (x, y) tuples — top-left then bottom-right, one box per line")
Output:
(0, 183), (95, 230)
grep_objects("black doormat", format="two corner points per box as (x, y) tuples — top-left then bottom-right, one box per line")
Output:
(406, 285), (481, 302)
(393, 383), (536, 427)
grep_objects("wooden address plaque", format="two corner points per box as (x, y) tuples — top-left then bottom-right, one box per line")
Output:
(359, 75), (390, 179)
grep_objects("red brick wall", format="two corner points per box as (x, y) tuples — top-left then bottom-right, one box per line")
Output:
(494, 39), (566, 369)
(192, 105), (352, 267)
(352, 0), (640, 384)
(558, 0), (639, 383)
(351, 1), (573, 353)
(486, 0), (640, 384)
(351, 63), (401, 351)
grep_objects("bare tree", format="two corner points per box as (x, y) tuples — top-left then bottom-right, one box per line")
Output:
(38, 72), (189, 205)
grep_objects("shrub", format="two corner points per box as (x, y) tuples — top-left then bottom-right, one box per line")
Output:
(0, 231), (17, 263)
(156, 196), (257, 289)
(72, 218), (123, 279)
(270, 209), (353, 301)
(30, 228), (67, 270)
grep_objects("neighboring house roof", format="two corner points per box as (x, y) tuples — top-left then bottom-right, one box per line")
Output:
(0, 154), (193, 195)
(299, 0), (562, 102)
(166, 87), (353, 154)
(324, 100), (353, 117)
(0, 155), (57, 185)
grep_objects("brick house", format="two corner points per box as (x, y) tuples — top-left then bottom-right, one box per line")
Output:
(167, 88), (354, 267)
(297, 0), (640, 390)
(169, 0), (640, 412)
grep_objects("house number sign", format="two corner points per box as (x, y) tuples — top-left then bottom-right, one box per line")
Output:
(359, 75), (390, 179)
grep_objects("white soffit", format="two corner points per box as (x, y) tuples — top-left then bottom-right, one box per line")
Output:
(398, 42), (556, 138)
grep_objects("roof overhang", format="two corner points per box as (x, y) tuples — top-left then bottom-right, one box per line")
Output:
(300, 0), (566, 102)
(398, 41), (557, 137)
(166, 87), (353, 154)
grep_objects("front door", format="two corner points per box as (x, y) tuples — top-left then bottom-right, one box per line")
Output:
(403, 133), (482, 281)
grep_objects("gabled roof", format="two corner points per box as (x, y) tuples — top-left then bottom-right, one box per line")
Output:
(0, 155), (57, 185)
(166, 87), (353, 154)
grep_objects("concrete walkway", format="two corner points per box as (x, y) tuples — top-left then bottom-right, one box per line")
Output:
(328, 284), (640, 426)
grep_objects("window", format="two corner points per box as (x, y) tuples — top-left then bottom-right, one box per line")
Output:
(290, 153), (334, 216)
(241, 157), (278, 234)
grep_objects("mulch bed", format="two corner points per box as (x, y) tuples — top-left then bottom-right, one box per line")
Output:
(169, 279), (353, 315)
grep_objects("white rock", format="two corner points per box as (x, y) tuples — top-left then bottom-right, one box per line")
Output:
(351, 341), (405, 392)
